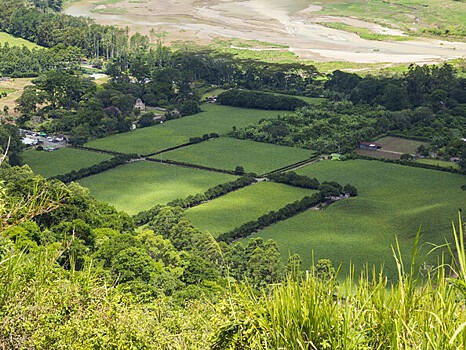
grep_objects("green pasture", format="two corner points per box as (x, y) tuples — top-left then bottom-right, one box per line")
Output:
(417, 158), (460, 170)
(186, 182), (316, 237)
(375, 136), (428, 154)
(85, 104), (283, 155)
(160, 137), (316, 175)
(317, 0), (466, 38)
(23, 148), (113, 178)
(249, 159), (466, 280)
(0, 32), (42, 50)
(78, 161), (236, 215)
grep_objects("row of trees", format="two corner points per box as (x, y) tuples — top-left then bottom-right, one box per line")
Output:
(0, 43), (81, 77)
(269, 171), (320, 189)
(51, 154), (136, 183)
(166, 175), (257, 209)
(217, 193), (324, 243)
(217, 89), (309, 110)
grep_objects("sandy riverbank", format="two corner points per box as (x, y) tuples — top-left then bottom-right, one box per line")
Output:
(64, 0), (466, 64)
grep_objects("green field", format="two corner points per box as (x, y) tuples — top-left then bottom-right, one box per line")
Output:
(78, 161), (236, 215)
(85, 104), (284, 155)
(0, 32), (42, 50)
(417, 158), (460, 170)
(160, 137), (315, 175)
(248, 159), (466, 279)
(23, 148), (113, 178)
(375, 136), (428, 154)
(186, 182), (316, 237)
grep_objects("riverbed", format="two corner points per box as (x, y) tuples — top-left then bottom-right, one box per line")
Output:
(64, 0), (466, 63)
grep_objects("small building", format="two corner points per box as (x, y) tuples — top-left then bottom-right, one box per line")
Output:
(359, 141), (382, 151)
(134, 98), (145, 111)
(330, 153), (342, 161)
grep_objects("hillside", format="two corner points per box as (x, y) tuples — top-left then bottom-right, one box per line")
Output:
(1, 1), (466, 348)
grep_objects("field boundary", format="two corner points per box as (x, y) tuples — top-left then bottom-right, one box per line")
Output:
(141, 136), (217, 158)
(264, 155), (319, 176)
(74, 145), (126, 156)
(145, 158), (237, 175)
(352, 154), (465, 175)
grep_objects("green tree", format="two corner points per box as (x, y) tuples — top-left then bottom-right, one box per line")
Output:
(112, 247), (162, 283)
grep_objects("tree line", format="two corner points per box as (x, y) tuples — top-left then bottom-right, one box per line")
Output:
(216, 89), (309, 110)
(51, 153), (136, 183)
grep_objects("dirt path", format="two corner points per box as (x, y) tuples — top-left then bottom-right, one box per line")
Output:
(64, 0), (466, 64)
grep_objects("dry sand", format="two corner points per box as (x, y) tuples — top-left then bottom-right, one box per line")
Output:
(64, 0), (466, 64)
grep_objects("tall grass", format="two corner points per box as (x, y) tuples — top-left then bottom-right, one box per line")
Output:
(213, 216), (466, 349)
(0, 247), (217, 349)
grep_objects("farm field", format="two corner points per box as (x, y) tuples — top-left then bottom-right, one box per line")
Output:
(22, 148), (113, 178)
(417, 158), (460, 170)
(186, 182), (317, 237)
(248, 159), (466, 280)
(375, 136), (428, 154)
(78, 161), (236, 215)
(0, 32), (42, 49)
(85, 104), (283, 155)
(160, 137), (316, 175)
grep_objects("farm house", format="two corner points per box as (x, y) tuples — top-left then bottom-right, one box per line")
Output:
(359, 141), (382, 151)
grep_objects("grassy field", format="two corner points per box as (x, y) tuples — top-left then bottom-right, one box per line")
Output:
(375, 136), (428, 154)
(159, 137), (316, 175)
(317, 0), (466, 39)
(247, 159), (466, 280)
(85, 104), (284, 155)
(78, 161), (236, 215)
(417, 158), (460, 170)
(22, 148), (113, 178)
(186, 182), (316, 237)
(0, 32), (42, 50)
